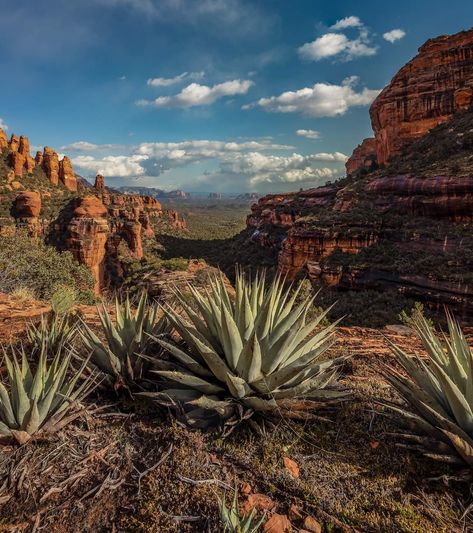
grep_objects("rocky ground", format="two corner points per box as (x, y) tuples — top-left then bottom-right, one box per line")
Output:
(0, 294), (472, 533)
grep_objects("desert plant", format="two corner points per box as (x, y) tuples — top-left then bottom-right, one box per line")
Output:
(27, 313), (79, 354)
(0, 344), (95, 444)
(51, 285), (77, 316)
(383, 311), (473, 467)
(219, 490), (264, 532)
(399, 301), (434, 329)
(144, 271), (348, 428)
(80, 292), (170, 388)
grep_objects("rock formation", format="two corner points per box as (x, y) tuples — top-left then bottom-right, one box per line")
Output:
(345, 138), (377, 176)
(42, 147), (59, 185)
(58, 156), (77, 192)
(0, 129), (8, 151)
(13, 191), (42, 236)
(369, 29), (473, 165)
(94, 174), (105, 191)
(66, 196), (110, 294)
(246, 29), (473, 317)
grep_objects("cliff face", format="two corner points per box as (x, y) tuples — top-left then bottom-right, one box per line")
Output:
(370, 29), (473, 166)
(246, 29), (473, 317)
(346, 29), (473, 175)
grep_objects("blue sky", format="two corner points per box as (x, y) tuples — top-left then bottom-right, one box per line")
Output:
(0, 0), (472, 193)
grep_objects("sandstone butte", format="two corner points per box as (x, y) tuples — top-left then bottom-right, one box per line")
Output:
(345, 28), (473, 174)
(1, 134), (188, 294)
(247, 28), (473, 317)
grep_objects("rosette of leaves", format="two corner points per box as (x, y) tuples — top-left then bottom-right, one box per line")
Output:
(383, 311), (473, 467)
(144, 271), (348, 429)
(0, 344), (95, 444)
(27, 313), (79, 354)
(219, 490), (264, 532)
(80, 292), (170, 389)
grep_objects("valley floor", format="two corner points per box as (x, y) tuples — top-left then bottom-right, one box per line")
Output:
(0, 293), (472, 533)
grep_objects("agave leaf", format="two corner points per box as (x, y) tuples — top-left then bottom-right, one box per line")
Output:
(155, 370), (224, 394)
(155, 339), (213, 377)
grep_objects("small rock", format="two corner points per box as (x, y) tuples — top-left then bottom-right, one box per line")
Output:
(263, 514), (292, 532)
(242, 493), (276, 514)
(288, 503), (303, 521)
(241, 482), (252, 495)
(283, 456), (300, 478)
(303, 516), (322, 533)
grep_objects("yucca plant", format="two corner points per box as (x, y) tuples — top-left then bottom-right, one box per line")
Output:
(144, 271), (348, 428)
(27, 313), (79, 354)
(80, 292), (170, 389)
(0, 344), (95, 444)
(383, 311), (473, 467)
(219, 490), (264, 532)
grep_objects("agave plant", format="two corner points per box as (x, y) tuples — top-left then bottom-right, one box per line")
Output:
(0, 344), (95, 444)
(80, 292), (170, 388)
(219, 490), (264, 533)
(27, 313), (79, 354)
(383, 311), (473, 467)
(144, 271), (348, 428)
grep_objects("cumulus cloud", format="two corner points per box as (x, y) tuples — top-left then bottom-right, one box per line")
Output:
(216, 151), (343, 185)
(296, 129), (321, 139)
(72, 155), (148, 177)
(0, 118), (8, 131)
(299, 16), (377, 61)
(330, 16), (363, 30)
(245, 77), (380, 117)
(147, 71), (204, 87)
(71, 137), (345, 190)
(383, 29), (406, 43)
(137, 79), (253, 108)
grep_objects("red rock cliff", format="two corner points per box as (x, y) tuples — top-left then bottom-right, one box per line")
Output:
(370, 29), (473, 165)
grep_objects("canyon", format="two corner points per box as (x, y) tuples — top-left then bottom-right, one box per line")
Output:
(247, 28), (473, 317)
(0, 133), (186, 294)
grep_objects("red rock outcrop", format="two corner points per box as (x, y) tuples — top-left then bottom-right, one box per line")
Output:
(9, 134), (19, 152)
(370, 29), (473, 165)
(66, 196), (110, 294)
(345, 138), (377, 176)
(13, 191), (42, 236)
(94, 174), (105, 191)
(58, 156), (77, 192)
(0, 129), (7, 151)
(34, 151), (43, 166)
(42, 147), (59, 186)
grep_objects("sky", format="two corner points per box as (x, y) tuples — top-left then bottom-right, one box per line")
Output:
(0, 0), (472, 193)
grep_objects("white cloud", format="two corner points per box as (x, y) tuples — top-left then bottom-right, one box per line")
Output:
(330, 16), (363, 30)
(137, 79), (253, 108)
(246, 77), (380, 117)
(70, 137), (345, 190)
(62, 141), (119, 151)
(72, 155), (148, 177)
(0, 118), (8, 131)
(119, 75), (127, 81)
(296, 129), (321, 139)
(147, 71), (204, 87)
(216, 151), (343, 185)
(299, 17), (377, 61)
(383, 29), (406, 43)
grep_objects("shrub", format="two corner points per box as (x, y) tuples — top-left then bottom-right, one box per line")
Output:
(0, 344), (95, 444)
(219, 490), (264, 532)
(0, 232), (95, 304)
(383, 311), (473, 467)
(80, 292), (170, 389)
(143, 270), (349, 429)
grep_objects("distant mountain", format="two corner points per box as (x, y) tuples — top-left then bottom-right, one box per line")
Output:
(116, 186), (189, 199)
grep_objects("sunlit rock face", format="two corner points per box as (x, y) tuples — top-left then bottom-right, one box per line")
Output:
(370, 29), (473, 165)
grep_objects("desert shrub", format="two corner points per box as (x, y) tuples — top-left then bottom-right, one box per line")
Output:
(143, 270), (348, 429)
(399, 301), (434, 329)
(383, 311), (473, 467)
(0, 232), (95, 304)
(160, 257), (188, 271)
